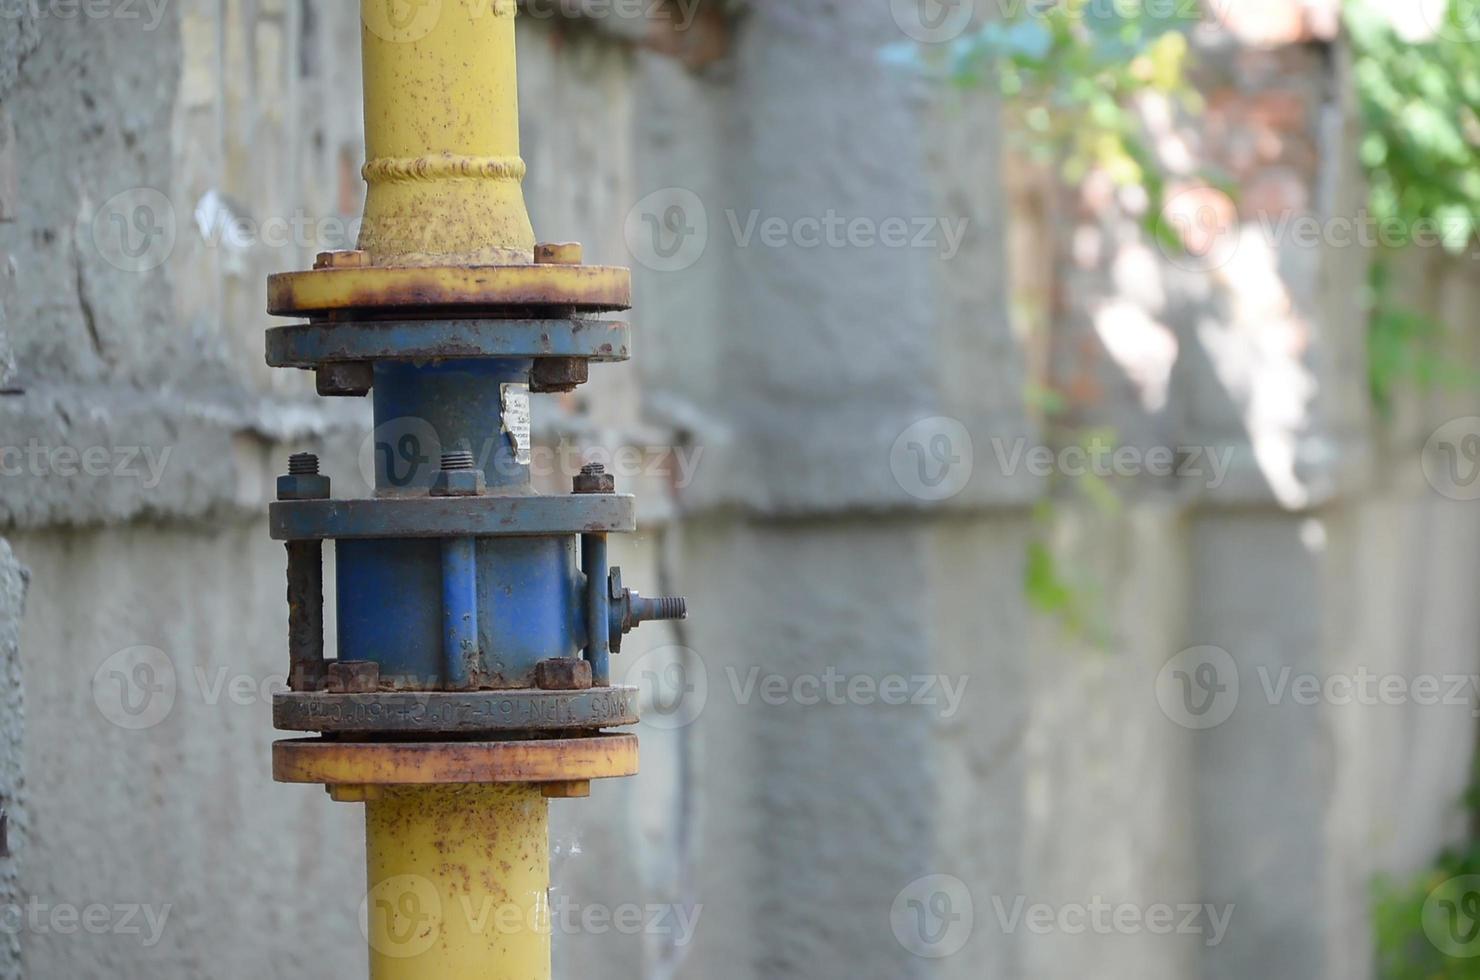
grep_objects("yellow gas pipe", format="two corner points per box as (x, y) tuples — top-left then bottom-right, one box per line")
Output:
(360, 2), (541, 976)
(358, 0), (536, 265)
(364, 786), (550, 978)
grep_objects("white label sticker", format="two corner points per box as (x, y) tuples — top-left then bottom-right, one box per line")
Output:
(501, 383), (532, 466)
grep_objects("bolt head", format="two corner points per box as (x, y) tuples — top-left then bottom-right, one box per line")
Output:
(277, 473), (332, 501)
(534, 242), (583, 265)
(535, 658), (593, 691)
(541, 780), (592, 799)
(431, 469), (486, 497)
(314, 249), (370, 270)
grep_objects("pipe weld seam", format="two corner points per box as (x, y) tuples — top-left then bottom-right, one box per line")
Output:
(363, 154), (529, 183)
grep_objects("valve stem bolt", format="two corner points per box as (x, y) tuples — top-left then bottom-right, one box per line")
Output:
(288, 453), (320, 475)
(441, 451), (476, 471)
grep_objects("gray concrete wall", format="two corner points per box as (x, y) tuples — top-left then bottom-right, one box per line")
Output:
(0, 1), (1476, 979)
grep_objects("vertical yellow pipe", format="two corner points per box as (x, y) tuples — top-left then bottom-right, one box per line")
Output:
(364, 785), (551, 979)
(358, 0), (536, 265)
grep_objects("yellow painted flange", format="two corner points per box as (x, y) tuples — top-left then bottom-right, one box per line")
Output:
(272, 735), (639, 786)
(267, 263), (632, 317)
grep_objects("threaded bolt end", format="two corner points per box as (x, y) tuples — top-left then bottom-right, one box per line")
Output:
(581, 463), (607, 476)
(441, 451), (476, 471)
(288, 453), (320, 475)
(654, 596), (687, 620)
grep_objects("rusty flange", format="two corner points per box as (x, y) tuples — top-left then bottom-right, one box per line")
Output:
(273, 687), (639, 734)
(272, 734), (639, 786)
(267, 263), (631, 318)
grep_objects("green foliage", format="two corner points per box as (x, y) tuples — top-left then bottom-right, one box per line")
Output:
(1373, 763), (1480, 979)
(948, 1), (1199, 240)
(884, 5), (1199, 642)
(1348, 0), (1480, 408)
(1347, 0), (1480, 252)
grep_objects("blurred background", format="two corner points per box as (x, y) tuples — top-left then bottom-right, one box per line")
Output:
(1, 0), (1479, 977)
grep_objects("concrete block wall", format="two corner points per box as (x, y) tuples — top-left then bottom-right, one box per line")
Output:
(0, 1), (1476, 978)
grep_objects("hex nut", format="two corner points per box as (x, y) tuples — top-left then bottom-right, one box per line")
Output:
(572, 464), (615, 495)
(316, 362), (374, 397)
(530, 357), (589, 394)
(431, 469), (487, 497)
(277, 473), (332, 501)
(326, 660), (380, 694)
(535, 658), (593, 691)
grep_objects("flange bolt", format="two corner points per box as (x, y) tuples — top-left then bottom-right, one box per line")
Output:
(441, 451), (476, 471)
(573, 462), (616, 495)
(278, 453), (331, 500)
(431, 451), (485, 497)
